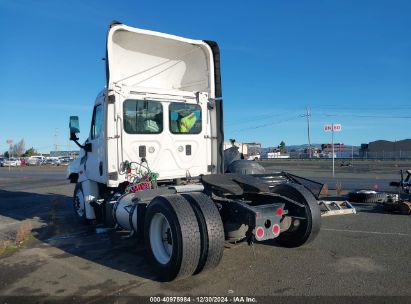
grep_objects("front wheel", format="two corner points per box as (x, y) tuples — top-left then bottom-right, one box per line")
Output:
(73, 183), (89, 224)
(271, 183), (321, 247)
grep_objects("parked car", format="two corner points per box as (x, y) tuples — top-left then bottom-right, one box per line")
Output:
(59, 156), (71, 165)
(59, 158), (70, 166)
(0, 157), (5, 167)
(50, 159), (61, 166)
(45, 157), (61, 166)
(3, 158), (21, 166)
(27, 156), (45, 165)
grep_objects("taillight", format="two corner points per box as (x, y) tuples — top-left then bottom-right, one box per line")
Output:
(272, 224), (280, 235)
(276, 208), (283, 216)
(255, 227), (264, 239)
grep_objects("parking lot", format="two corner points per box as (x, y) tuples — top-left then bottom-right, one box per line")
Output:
(0, 163), (410, 299)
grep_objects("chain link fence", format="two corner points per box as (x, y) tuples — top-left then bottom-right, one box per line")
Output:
(287, 150), (411, 160)
(358, 151), (411, 160)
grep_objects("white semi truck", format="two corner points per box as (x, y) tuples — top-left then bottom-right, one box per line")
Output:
(67, 22), (325, 281)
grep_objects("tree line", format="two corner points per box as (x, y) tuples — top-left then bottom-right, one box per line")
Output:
(3, 139), (38, 158)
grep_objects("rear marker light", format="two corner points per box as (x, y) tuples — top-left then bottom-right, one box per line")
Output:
(273, 224), (280, 235)
(256, 227), (264, 239)
(277, 208), (283, 216)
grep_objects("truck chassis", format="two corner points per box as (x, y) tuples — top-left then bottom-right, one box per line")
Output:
(71, 166), (323, 281)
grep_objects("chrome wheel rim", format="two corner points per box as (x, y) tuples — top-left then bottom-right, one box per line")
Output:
(149, 213), (173, 264)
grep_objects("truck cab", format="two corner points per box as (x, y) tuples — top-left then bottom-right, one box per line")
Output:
(69, 23), (223, 189)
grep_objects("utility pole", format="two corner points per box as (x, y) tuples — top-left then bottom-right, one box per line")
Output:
(306, 106), (312, 158)
(351, 145), (354, 166)
(53, 128), (60, 153)
(332, 123), (335, 177)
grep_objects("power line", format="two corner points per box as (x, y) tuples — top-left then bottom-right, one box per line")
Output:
(225, 102), (411, 127)
(311, 105), (411, 111)
(225, 112), (300, 127)
(319, 113), (411, 119)
(230, 115), (303, 133)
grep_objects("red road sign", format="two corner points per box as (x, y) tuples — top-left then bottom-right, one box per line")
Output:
(6, 139), (13, 145)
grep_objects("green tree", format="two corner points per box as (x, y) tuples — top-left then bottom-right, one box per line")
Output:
(4, 151), (9, 158)
(23, 147), (37, 157)
(279, 141), (286, 153)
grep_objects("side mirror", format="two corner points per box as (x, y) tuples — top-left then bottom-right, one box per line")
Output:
(69, 116), (80, 140)
(69, 116), (92, 153)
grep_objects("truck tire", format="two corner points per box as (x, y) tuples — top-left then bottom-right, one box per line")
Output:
(73, 183), (88, 224)
(348, 190), (387, 203)
(181, 192), (224, 274)
(144, 194), (201, 281)
(271, 183), (321, 248)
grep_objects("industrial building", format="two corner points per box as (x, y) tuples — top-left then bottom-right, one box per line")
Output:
(360, 139), (411, 159)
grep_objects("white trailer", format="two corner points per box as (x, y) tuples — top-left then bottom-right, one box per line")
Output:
(67, 22), (326, 281)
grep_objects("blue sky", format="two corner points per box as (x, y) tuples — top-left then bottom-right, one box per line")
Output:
(0, 0), (410, 153)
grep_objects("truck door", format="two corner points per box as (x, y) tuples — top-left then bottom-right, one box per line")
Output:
(85, 103), (106, 183)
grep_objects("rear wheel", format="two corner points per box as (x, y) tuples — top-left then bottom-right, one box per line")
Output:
(181, 192), (225, 274)
(144, 195), (201, 281)
(271, 183), (321, 247)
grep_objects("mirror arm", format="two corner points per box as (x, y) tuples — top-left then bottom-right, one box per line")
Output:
(71, 136), (85, 150)
(70, 133), (92, 152)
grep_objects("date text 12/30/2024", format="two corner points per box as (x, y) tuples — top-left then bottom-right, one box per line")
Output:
(150, 297), (257, 303)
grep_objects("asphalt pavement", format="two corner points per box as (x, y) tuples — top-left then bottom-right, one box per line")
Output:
(0, 164), (410, 300)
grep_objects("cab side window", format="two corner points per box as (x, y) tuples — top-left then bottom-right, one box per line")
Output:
(91, 104), (103, 139)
